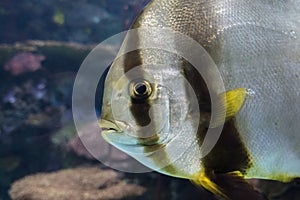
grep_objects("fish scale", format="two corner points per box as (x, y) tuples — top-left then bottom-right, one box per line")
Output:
(100, 0), (300, 198)
(135, 0), (300, 180)
(215, 3), (300, 180)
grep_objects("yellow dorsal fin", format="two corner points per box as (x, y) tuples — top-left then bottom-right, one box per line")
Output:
(210, 88), (247, 128)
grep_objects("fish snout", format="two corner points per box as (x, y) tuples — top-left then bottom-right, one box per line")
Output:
(99, 119), (121, 133)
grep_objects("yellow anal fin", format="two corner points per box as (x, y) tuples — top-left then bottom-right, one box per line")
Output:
(211, 88), (247, 128)
(191, 170), (229, 199)
(192, 170), (267, 200)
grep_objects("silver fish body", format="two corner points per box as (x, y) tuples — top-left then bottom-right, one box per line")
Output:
(101, 0), (300, 185)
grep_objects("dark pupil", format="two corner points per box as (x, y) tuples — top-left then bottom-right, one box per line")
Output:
(135, 83), (147, 96)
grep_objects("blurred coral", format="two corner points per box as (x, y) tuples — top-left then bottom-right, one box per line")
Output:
(68, 134), (129, 162)
(9, 167), (146, 200)
(4, 52), (45, 75)
(25, 107), (63, 128)
(66, 122), (135, 171)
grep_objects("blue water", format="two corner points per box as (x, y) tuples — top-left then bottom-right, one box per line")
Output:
(0, 1), (149, 199)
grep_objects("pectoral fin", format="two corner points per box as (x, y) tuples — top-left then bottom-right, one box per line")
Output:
(210, 88), (247, 128)
(191, 170), (267, 200)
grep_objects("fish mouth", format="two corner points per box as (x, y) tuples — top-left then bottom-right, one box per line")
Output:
(99, 119), (159, 150)
(99, 119), (136, 145)
(99, 119), (121, 133)
(100, 119), (167, 145)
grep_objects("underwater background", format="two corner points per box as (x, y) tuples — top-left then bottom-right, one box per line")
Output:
(0, 0), (300, 199)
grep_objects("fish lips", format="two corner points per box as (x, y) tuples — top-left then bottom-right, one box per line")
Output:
(100, 119), (165, 154)
(100, 119), (143, 146)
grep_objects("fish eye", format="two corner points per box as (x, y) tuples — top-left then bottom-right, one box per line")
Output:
(130, 79), (152, 100)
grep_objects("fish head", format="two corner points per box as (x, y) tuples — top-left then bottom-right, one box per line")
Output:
(100, 49), (201, 175)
